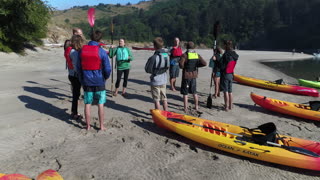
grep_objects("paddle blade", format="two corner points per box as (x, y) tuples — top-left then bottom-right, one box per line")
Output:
(284, 146), (320, 158)
(206, 95), (212, 108)
(87, 8), (95, 27)
(36, 169), (63, 180)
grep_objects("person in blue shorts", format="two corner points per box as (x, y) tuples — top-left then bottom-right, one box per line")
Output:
(77, 30), (111, 130)
(209, 48), (223, 98)
(220, 40), (239, 111)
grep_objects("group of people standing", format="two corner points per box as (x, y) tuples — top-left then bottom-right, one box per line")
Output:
(64, 27), (239, 130)
(145, 37), (239, 113)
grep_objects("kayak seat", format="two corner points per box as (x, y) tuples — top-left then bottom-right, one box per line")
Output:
(250, 122), (277, 145)
(309, 101), (320, 111)
(274, 79), (285, 85)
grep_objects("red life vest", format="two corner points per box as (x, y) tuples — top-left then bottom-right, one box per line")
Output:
(64, 46), (73, 69)
(171, 46), (182, 57)
(226, 60), (237, 74)
(81, 45), (101, 70)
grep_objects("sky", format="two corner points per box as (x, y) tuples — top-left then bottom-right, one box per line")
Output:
(46, 0), (145, 10)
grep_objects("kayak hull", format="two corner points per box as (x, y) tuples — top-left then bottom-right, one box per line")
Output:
(298, 79), (320, 89)
(151, 109), (320, 171)
(250, 92), (320, 122)
(234, 74), (319, 97)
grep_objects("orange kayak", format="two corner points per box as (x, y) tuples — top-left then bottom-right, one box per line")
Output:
(151, 109), (320, 170)
(234, 74), (319, 97)
(250, 92), (320, 121)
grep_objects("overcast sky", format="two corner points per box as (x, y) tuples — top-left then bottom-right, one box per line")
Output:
(46, 0), (145, 10)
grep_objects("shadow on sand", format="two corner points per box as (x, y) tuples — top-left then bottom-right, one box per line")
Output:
(18, 95), (83, 129)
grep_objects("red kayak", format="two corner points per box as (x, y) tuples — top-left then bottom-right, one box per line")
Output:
(132, 46), (155, 51)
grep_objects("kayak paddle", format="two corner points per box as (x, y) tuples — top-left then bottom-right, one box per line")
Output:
(87, 8), (95, 34)
(167, 117), (320, 157)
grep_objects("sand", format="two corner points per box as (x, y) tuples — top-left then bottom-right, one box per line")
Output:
(0, 47), (319, 180)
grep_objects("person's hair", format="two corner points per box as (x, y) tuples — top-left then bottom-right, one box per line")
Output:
(91, 30), (103, 42)
(71, 35), (84, 51)
(153, 37), (164, 49)
(214, 47), (223, 54)
(186, 41), (195, 49)
(64, 40), (71, 50)
(224, 40), (233, 51)
(72, 28), (82, 35)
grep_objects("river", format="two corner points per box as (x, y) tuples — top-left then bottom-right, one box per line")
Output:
(261, 57), (320, 81)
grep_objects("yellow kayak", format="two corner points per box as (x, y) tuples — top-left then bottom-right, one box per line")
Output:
(151, 109), (320, 170)
(234, 74), (319, 97)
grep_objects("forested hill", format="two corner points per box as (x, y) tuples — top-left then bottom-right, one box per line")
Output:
(70, 0), (320, 50)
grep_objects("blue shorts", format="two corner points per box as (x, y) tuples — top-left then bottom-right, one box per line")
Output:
(214, 72), (221, 77)
(220, 74), (233, 93)
(84, 90), (106, 104)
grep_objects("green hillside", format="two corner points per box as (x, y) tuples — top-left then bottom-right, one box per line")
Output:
(52, 0), (320, 50)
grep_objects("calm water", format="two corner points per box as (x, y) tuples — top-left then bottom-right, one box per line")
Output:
(261, 58), (320, 81)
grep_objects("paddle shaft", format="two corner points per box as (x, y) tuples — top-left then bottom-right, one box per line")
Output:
(111, 19), (114, 93)
(167, 117), (319, 157)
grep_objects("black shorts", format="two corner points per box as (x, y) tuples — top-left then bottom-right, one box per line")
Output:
(180, 78), (196, 95)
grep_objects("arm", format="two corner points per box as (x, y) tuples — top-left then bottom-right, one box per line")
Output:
(108, 47), (117, 59)
(179, 53), (187, 69)
(76, 50), (83, 84)
(100, 49), (111, 79)
(197, 55), (207, 67)
(127, 47), (134, 61)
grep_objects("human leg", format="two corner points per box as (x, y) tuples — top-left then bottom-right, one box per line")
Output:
(170, 78), (176, 91)
(224, 92), (229, 111)
(98, 104), (105, 130)
(183, 95), (188, 113)
(214, 76), (221, 98)
(193, 94), (199, 110)
(122, 69), (130, 95)
(228, 92), (233, 110)
(83, 90), (94, 130)
(151, 85), (161, 109)
(154, 101), (161, 109)
(84, 104), (91, 130)
(159, 84), (168, 111)
(162, 100), (168, 111)
(68, 76), (78, 116)
(114, 69), (124, 96)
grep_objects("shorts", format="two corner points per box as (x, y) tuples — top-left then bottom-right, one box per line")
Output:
(220, 74), (233, 93)
(151, 85), (167, 102)
(84, 90), (106, 104)
(169, 65), (180, 78)
(180, 78), (196, 95)
(214, 71), (221, 78)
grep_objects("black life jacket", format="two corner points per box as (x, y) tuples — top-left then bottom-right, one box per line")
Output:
(185, 52), (199, 72)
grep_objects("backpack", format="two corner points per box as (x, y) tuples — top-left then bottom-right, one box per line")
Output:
(145, 51), (170, 75)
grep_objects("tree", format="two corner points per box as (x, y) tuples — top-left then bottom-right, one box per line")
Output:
(0, 0), (51, 52)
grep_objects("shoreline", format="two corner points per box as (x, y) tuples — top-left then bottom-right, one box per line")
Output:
(0, 47), (319, 179)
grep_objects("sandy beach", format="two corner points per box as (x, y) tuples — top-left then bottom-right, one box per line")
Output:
(0, 47), (319, 179)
